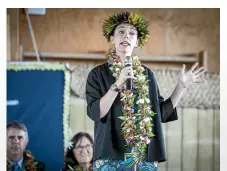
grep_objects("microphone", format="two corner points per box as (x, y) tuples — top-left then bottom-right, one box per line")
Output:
(124, 56), (133, 90)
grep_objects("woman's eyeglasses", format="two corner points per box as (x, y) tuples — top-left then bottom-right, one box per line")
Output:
(74, 144), (93, 152)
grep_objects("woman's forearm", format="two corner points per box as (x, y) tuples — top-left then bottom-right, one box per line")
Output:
(100, 89), (119, 118)
(170, 81), (187, 108)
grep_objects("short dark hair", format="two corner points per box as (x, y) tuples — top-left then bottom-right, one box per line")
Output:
(64, 132), (94, 170)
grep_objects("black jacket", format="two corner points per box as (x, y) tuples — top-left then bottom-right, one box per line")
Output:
(35, 161), (46, 171)
(86, 63), (178, 163)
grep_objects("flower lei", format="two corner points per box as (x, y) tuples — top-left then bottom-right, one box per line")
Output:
(107, 49), (156, 161)
(65, 163), (92, 171)
(7, 150), (38, 171)
(66, 165), (84, 171)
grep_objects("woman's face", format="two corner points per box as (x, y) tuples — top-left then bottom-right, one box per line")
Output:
(73, 136), (93, 164)
(111, 23), (139, 55)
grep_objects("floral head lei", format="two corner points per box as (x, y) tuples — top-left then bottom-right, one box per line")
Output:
(107, 48), (156, 162)
(7, 150), (38, 171)
(102, 11), (150, 47)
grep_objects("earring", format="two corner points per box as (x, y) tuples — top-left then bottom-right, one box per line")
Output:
(111, 42), (115, 50)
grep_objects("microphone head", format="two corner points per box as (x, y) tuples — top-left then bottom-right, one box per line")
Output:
(124, 56), (133, 90)
(124, 56), (132, 66)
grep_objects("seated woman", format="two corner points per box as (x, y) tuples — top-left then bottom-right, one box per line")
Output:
(63, 132), (93, 171)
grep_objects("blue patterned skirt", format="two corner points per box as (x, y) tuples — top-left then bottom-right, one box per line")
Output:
(93, 151), (159, 171)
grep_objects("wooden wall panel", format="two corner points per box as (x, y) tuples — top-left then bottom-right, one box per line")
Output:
(19, 8), (220, 72)
(7, 14), (11, 61)
(7, 8), (20, 61)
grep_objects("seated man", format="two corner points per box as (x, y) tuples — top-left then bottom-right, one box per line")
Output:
(7, 120), (45, 171)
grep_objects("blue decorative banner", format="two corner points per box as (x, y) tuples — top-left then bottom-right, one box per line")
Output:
(7, 63), (71, 171)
